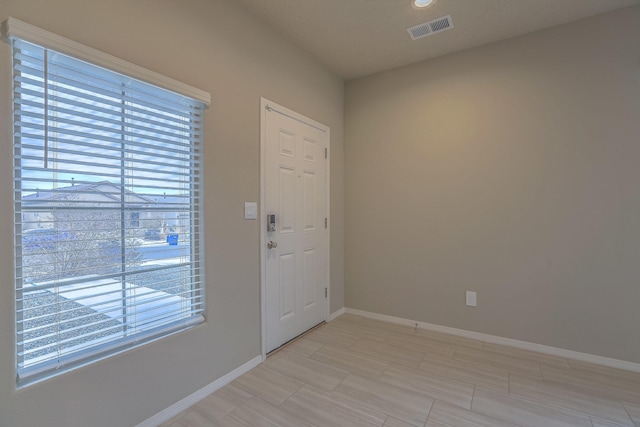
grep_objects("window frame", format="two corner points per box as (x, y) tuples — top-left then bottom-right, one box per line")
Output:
(4, 17), (210, 386)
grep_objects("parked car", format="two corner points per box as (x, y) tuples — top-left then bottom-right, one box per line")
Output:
(144, 229), (162, 241)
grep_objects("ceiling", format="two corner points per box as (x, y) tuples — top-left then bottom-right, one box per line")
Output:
(236, 0), (640, 80)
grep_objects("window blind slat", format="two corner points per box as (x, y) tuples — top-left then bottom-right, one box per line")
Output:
(18, 165), (197, 184)
(15, 83), (204, 130)
(19, 308), (204, 358)
(19, 293), (204, 343)
(15, 105), (201, 142)
(17, 175), (198, 189)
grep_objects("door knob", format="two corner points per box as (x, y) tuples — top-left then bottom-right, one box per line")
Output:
(267, 241), (278, 249)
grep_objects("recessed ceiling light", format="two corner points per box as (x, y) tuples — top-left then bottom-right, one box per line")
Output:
(413, 0), (435, 9)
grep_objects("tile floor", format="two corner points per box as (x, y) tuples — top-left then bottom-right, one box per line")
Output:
(159, 314), (640, 427)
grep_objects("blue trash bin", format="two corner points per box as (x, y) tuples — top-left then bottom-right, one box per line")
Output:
(167, 233), (178, 245)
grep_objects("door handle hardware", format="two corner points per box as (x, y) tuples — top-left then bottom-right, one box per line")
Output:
(267, 214), (276, 232)
(267, 241), (278, 249)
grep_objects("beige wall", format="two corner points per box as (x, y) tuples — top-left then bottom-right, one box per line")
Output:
(345, 6), (640, 364)
(0, 1), (343, 426)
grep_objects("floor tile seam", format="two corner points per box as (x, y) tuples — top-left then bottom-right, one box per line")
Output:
(456, 345), (546, 371)
(386, 360), (489, 395)
(190, 403), (227, 425)
(507, 386), (635, 426)
(450, 352), (543, 380)
(484, 350), (573, 370)
(279, 348), (353, 378)
(471, 392), (589, 427)
(316, 342), (394, 369)
(415, 335), (480, 352)
(218, 409), (252, 427)
(417, 355), (515, 390)
(264, 359), (347, 394)
(276, 385), (301, 410)
(308, 387), (392, 427)
(257, 364), (308, 391)
(588, 416), (637, 427)
(330, 380), (414, 426)
(589, 413), (636, 427)
(569, 371), (640, 388)
(330, 371), (352, 391)
(621, 402), (640, 427)
(245, 395), (321, 427)
(419, 330), (557, 372)
(162, 408), (193, 427)
(280, 371), (308, 400)
(539, 375), (640, 406)
(501, 384), (630, 425)
(345, 342), (424, 367)
(375, 370), (475, 412)
(543, 365), (640, 390)
(309, 356), (390, 380)
(482, 340), (572, 362)
(567, 361), (640, 384)
(340, 374), (443, 418)
(470, 385), (477, 416)
(451, 343), (461, 360)
(511, 371), (636, 410)
(468, 394), (525, 427)
(353, 335), (427, 356)
(421, 399), (433, 427)
(383, 341), (453, 362)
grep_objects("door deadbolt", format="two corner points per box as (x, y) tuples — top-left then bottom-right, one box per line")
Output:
(267, 214), (276, 232)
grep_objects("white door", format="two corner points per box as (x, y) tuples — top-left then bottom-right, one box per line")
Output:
(263, 100), (328, 353)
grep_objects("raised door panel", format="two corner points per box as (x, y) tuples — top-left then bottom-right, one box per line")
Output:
(278, 166), (295, 234)
(279, 252), (296, 320)
(303, 171), (316, 232)
(303, 248), (316, 310)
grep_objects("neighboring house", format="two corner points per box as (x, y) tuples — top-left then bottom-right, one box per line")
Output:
(21, 181), (155, 232)
(150, 194), (191, 236)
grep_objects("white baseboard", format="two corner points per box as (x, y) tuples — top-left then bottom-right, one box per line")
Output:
(136, 355), (262, 427)
(328, 307), (345, 321)
(345, 308), (640, 373)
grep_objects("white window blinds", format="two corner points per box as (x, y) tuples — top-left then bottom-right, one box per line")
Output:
(7, 19), (208, 384)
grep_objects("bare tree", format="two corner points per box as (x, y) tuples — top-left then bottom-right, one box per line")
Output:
(22, 199), (141, 283)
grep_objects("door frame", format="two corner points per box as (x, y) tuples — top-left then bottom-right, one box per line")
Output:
(260, 97), (331, 360)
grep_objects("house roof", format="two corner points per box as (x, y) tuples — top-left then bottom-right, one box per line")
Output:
(22, 181), (155, 206)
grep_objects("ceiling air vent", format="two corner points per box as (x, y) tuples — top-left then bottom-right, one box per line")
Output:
(407, 15), (454, 40)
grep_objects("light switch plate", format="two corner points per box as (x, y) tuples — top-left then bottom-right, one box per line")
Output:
(244, 202), (257, 220)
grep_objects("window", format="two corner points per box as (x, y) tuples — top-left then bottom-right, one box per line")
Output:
(6, 18), (210, 384)
(130, 211), (140, 227)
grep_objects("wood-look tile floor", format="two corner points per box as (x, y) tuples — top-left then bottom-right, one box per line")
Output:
(160, 314), (640, 427)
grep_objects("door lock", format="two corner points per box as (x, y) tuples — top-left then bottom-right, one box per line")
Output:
(267, 214), (276, 232)
(267, 241), (278, 249)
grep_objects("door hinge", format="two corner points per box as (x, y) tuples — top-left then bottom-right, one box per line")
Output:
(325, 217), (328, 229)
(325, 287), (327, 298)
(325, 147), (327, 159)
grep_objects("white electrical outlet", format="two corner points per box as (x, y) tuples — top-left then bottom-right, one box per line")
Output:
(466, 291), (477, 307)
